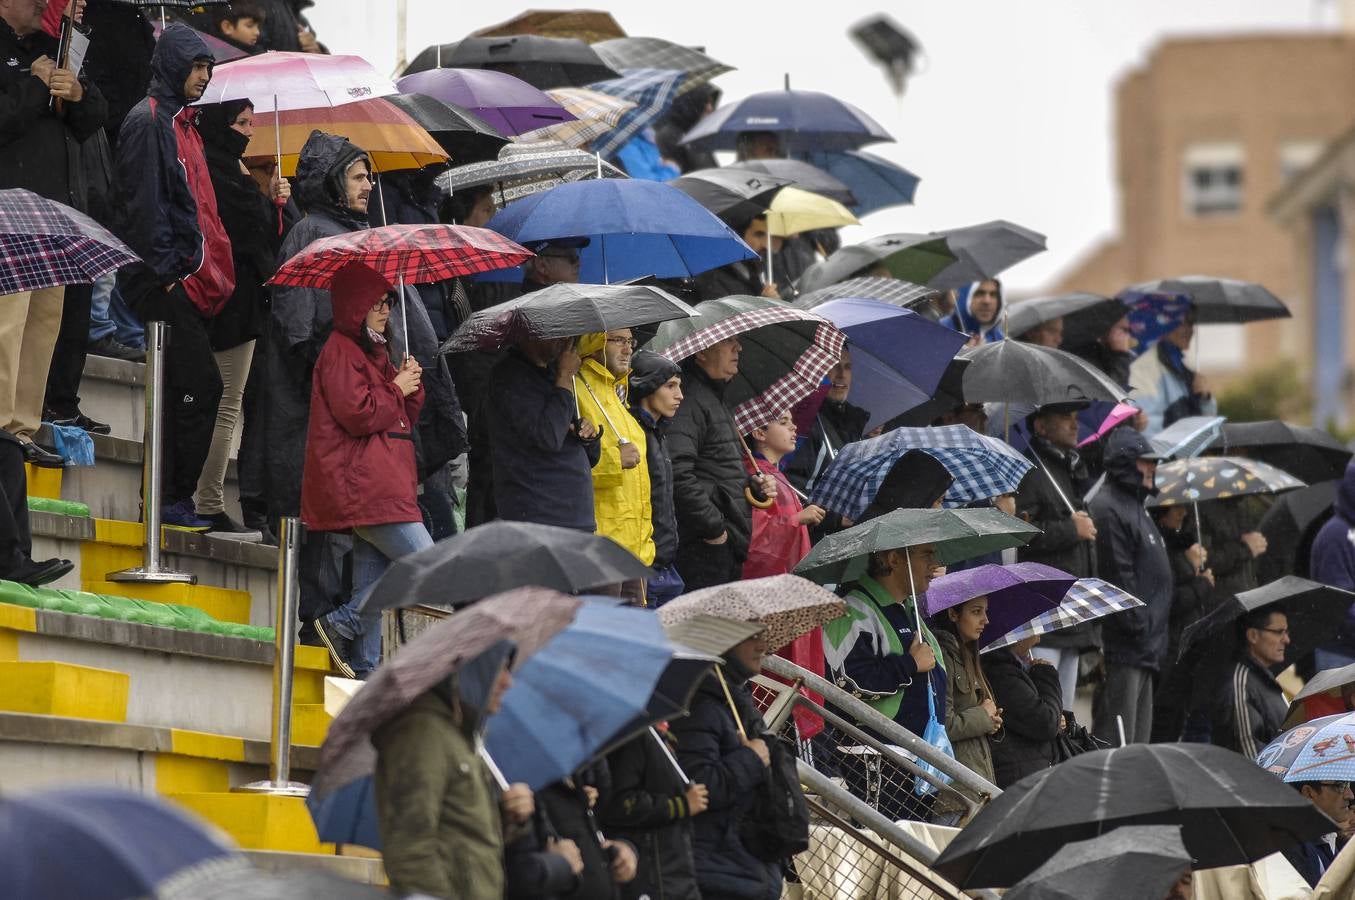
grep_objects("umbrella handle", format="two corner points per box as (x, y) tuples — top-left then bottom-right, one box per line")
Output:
(714, 666), (749, 740)
(745, 485), (775, 510)
(734, 420), (776, 510)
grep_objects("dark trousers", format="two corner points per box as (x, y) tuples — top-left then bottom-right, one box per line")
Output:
(675, 538), (742, 592)
(0, 433), (31, 572)
(43, 281), (92, 418)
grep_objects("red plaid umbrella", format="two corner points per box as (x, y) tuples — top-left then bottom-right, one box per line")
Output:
(0, 189), (140, 295)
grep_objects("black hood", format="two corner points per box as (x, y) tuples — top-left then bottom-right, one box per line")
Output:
(294, 129), (370, 222)
(1103, 427), (1158, 498)
(196, 100), (252, 162)
(149, 23), (214, 108)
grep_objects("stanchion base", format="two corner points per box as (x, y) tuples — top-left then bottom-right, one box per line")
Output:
(233, 780), (311, 797)
(106, 567), (198, 585)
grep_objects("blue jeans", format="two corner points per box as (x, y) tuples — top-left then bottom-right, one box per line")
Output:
(326, 521), (433, 677)
(89, 274), (145, 348)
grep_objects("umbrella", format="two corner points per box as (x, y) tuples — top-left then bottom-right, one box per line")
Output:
(270, 224), (531, 288)
(812, 424), (1033, 519)
(1150, 456), (1305, 508)
(309, 587), (581, 801)
(797, 233), (957, 294)
(926, 562), (1076, 648)
(1006, 292), (1128, 346)
(407, 36), (621, 89)
(592, 36), (733, 94)
(960, 340), (1128, 405)
(982, 577), (1145, 653)
(670, 167), (792, 223)
(150, 20), (246, 63)
(473, 9), (627, 43)
(932, 742), (1334, 889)
(800, 299), (967, 432)
(794, 276), (941, 312)
(766, 187), (860, 237)
(1150, 415), (1226, 461)
(927, 219), (1048, 289)
(729, 158), (857, 206)
(1077, 401), (1141, 448)
(1258, 479), (1339, 582)
(484, 178), (757, 284)
(657, 574), (846, 653)
(680, 87), (893, 153)
(443, 282), (698, 353)
(1120, 289), (1193, 356)
(1004, 825), (1192, 900)
(1212, 421), (1353, 484)
(794, 507), (1040, 586)
(662, 613), (768, 659)
(242, 98), (449, 177)
(437, 141), (626, 206)
(196, 51), (399, 113)
(163, 866), (387, 900)
(485, 602), (676, 789)
(586, 68), (687, 158)
(0, 786), (244, 899)
(522, 87), (635, 146)
(1284, 665), (1355, 728)
(800, 148), (919, 215)
(646, 295), (846, 432)
(886, 357), (971, 428)
(1257, 711), (1355, 783)
(383, 91), (509, 164)
(396, 68), (575, 136)
(0, 188), (139, 295)
(1122, 275), (1292, 324)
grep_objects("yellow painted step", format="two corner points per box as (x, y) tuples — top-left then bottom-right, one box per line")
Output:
(0, 660), (128, 721)
(24, 463), (61, 500)
(156, 755), (231, 794)
(79, 542), (142, 583)
(292, 704), (333, 748)
(168, 793), (333, 854)
(81, 580), (252, 625)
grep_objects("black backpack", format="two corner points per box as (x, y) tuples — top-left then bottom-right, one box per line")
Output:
(739, 732), (810, 862)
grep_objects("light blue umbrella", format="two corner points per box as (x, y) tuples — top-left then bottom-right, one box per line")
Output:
(1150, 415), (1226, 460)
(1258, 711), (1355, 783)
(801, 148), (919, 216)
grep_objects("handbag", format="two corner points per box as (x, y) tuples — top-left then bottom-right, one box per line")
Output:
(1054, 709), (1108, 762)
(913, 678), (957, 798)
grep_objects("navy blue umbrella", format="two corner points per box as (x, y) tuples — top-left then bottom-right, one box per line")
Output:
(801, 149), (919, 215)
(485, 178), (757, 283)
(679, 88), (893, 153)
(307, 775), (383, 850)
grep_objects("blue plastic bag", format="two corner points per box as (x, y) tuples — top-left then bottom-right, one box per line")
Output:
(44, 422), (94, 467)
(913, 678), (957, 798)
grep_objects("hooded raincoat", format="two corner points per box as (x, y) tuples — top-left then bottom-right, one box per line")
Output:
(1129, 341), (1218, 436)
(1310, 461), (1355, 647)
(940, 281), (1004, 344)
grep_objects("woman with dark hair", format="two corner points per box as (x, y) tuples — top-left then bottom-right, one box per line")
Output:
(930, 596), (1001, 824)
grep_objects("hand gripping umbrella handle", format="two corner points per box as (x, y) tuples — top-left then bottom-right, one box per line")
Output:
(731, 411), (775, 510)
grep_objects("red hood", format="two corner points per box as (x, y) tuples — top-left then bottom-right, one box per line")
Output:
(330, 262), (393, 340)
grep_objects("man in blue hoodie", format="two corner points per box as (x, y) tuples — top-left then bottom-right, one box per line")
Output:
(1309, 460), (1355, 668)
(940, 280), (1004, 346)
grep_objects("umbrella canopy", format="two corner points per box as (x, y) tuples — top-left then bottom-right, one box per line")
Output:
(243, 97), (448, 176)
(794, 507), (1040, 585)
(927, 220), (1048, 289)
(729, 158), (857, 205)
(801, 299), (966, 432)
(1122, 275), (1292, 324)
(670, 167), (792, 223)
(485, 602), (676, 789)
(151, 20), (246, 63)
(812, 424), (1033, 519)
(885, 357), (973, 429)
(1150, 456), (1305, 507)
(1212, 421), (1353, 484)
(163, 866), (387, 900)
(1285, 665), (1355, 728)
(982, 577), (1144, 653)
(1149, 415), (1226, 461)
(484, 178), (757, 283)
(766, 187), (859, 237)
(437, 141), (626, 204)
(1257, 711), (1355, 784)
(0, 786), (243, 899)
(932, 742), (1333, 889)
(680, 88), (893, 153)
(1076, 401), (1141, 448)
(1004, 825), (1192, 900)
(310, 587), (581, 801)
(522, 87), (635, 146)
(797, 233), (957, 294)
(1258, 480), (1340, 577)
(196, 51), (399, 113)
(383, 92), (509, 164)
(800, 148), (919, 216)
(1006, 292), (1128, 346)
(960, 340), (1128, 405)
(396, 68), (575, 136)
(592, 36), (733, 94)
(794, 276), (941, 312)
(586, 68), (686, 158)
(0, 188), (139, 295)
(444, 282), (697, 353)
(657, 574), (846, 653)
(1120, 289), (1193, 355)
(270, 224), (531, 288)
(473, 9), (627, 43)
(926, 562), (1076, 646)
(408, 36), (621, 89)
(662, 613), (767, 658)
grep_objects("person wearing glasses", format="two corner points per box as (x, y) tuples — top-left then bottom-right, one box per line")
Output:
(939, 280), (1004, 347)
(1211, 605), (1290, 759)
(522, 238), (588, 293)
(1281, 777), (1352, 887)
(1129, 306), (1216, 437)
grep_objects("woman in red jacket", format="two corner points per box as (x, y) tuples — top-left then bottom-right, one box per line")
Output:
(303, 261), (428, 678)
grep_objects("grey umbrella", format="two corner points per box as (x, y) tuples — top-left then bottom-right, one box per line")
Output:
(927, 219), (1048, 289)
(794, 275), (941, 311)
(166, 868), (388, 900)
(1284, 661), (1355, 728)
(797, 233), (957, 293)
(406, 36), (621, 88)
(670, 167), (793, 223)
(1005, 292), (1128, 346)
(1004, 826), (1192, 900)
(436, 141), (626, 205)
(592, 36), (733, 93)
(727, 158), (858, 205)
(1122, 275), (1291, 324)
(960, 340), (1128, 405)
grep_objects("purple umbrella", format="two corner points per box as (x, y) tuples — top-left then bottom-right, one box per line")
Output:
(396, 68), (575, 137)
(925, 562), (1076, 646)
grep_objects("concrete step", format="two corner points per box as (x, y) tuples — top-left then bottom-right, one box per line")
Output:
(78, 354), (145, 442)
(244, 850), (386, 886)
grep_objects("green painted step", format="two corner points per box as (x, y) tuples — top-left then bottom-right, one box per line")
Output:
(27, 496), (90, 517)
(0, 582), (273, 641)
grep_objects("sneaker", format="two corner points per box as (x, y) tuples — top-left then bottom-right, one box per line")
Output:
(314, 616), (356, 679)
(89, 335), (146, 363)
(202, 512), (263, 542)
(46, 409), (111, 436)
(161, 499), (212, 531)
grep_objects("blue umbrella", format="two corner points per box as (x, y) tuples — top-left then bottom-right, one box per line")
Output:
(1257, 711), (1355, 783)
(307, 775), (383, 850)
(808, 297), (966, 432)
(484, 178), (757, 283)
(801, 148), (919, 216)
(587, 67), (686, 158)
(485, 602), (676, 790)
(0, 786), (242, 899)
(679, 88), (893, 153)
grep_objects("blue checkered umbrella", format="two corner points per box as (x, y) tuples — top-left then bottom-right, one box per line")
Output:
(811, 424), (1032, 518)
(981, 578), (1144, 652)
(1257, 711), (1355, 783)
(587, 68), (686, 158)
(0, 189), (140, 295)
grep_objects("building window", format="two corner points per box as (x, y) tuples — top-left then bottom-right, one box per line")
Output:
(1279, 140), (1325, 183)
(1182, 142), (1244, 217)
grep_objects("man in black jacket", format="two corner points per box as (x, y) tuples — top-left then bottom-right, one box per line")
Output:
(629, 350), (685, 605)
(1088, 427), (1172, 744)
(784, 348), (870, 494)
(1212, 605), (1290, 759)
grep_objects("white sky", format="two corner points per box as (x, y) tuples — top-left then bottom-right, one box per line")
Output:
(307, 0), (1339, 292)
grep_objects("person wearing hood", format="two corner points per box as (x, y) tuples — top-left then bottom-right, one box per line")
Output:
(301, 261), (427, 679)
(373, 639), (532, 900)
(629, 350), (685, 606)
(940, 280), (1004, 346)
(1087, 427), (1173, 744)
(116, 23), (234, 527)
(1309, 460), (1355, 668)
(1149, 503), (1215, 743)
(1129, 307), (1217, 436)
(784, 348), (871, 497)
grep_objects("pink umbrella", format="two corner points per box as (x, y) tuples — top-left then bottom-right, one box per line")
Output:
(1078, 401), (1140, 447)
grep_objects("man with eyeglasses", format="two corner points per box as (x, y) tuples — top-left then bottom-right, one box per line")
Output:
(1212, 605), (1290, 758)
(522, 238), (586, 293)
(1281, 777), (1351, 886)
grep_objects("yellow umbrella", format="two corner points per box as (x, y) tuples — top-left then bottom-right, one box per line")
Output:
(766, 186), (860, 237)
(245, 98), (449, 177)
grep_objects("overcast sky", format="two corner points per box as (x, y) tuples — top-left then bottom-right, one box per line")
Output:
(307, 1), (1339, 292)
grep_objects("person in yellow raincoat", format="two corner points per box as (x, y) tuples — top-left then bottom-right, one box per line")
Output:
(576, 329), (656, 569)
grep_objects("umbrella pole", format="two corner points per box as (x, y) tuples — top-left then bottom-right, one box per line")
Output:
(373, 174), (410, 362)
(273, 94), (281, 177)
(1033, 452), (1077, 515)
(905, 546), (923, 634)
(477, 738), (511, 791)
(765, 240), (774, 292)
(1004, 402), (1010, 445)
(649, 726), (692, 787)
(714, 666), (749, 740)
(1193, 501), (1204, 573)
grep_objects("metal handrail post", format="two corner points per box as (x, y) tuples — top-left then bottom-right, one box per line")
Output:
(108, 321), (195, 584)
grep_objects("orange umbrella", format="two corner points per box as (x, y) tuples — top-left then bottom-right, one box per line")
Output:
(245, 97), (449, 177)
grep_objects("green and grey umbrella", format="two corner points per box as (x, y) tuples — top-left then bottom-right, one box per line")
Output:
(796, 233), (957, 294)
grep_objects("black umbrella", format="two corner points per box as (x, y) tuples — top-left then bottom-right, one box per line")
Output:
(932, 742), (1333, 889)
(726, 158), (858, 205)
(1257, 479), (1339, 582)
(797, 233), (957, 293)
(384, 92), (509, 164)
(1122, 275), (1291, 324)
(358, 521), (653, 613)
(1212, 420), (1352, 484)
(885, 357), (971, 428)
(670, 167), (792, 223)
(1006, 292), (1128, 347)
(960, 340), (1128, 405)
(1005, 825), (1192, 900)
(927, 219), (1048, 289)
(405, 36), (622, 88)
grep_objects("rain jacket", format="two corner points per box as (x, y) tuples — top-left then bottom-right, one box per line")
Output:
(933, 628), (996, 814)
(1129, 341), (1217, 436)
(668, 361), (753, 559)
(741, 456), (810, 579)
(300, 263), (424, 533)
(633, 405), (679, 568)
(940, 281), (1004, 343)
(577, 334), (655, 564)
(984, 648), (1062, 788)
(1211, 655), (1288, 760)
(115, 24), (234, 315)
(1309, 461), (1355, 644)
(1200, 496), (1264, 607)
